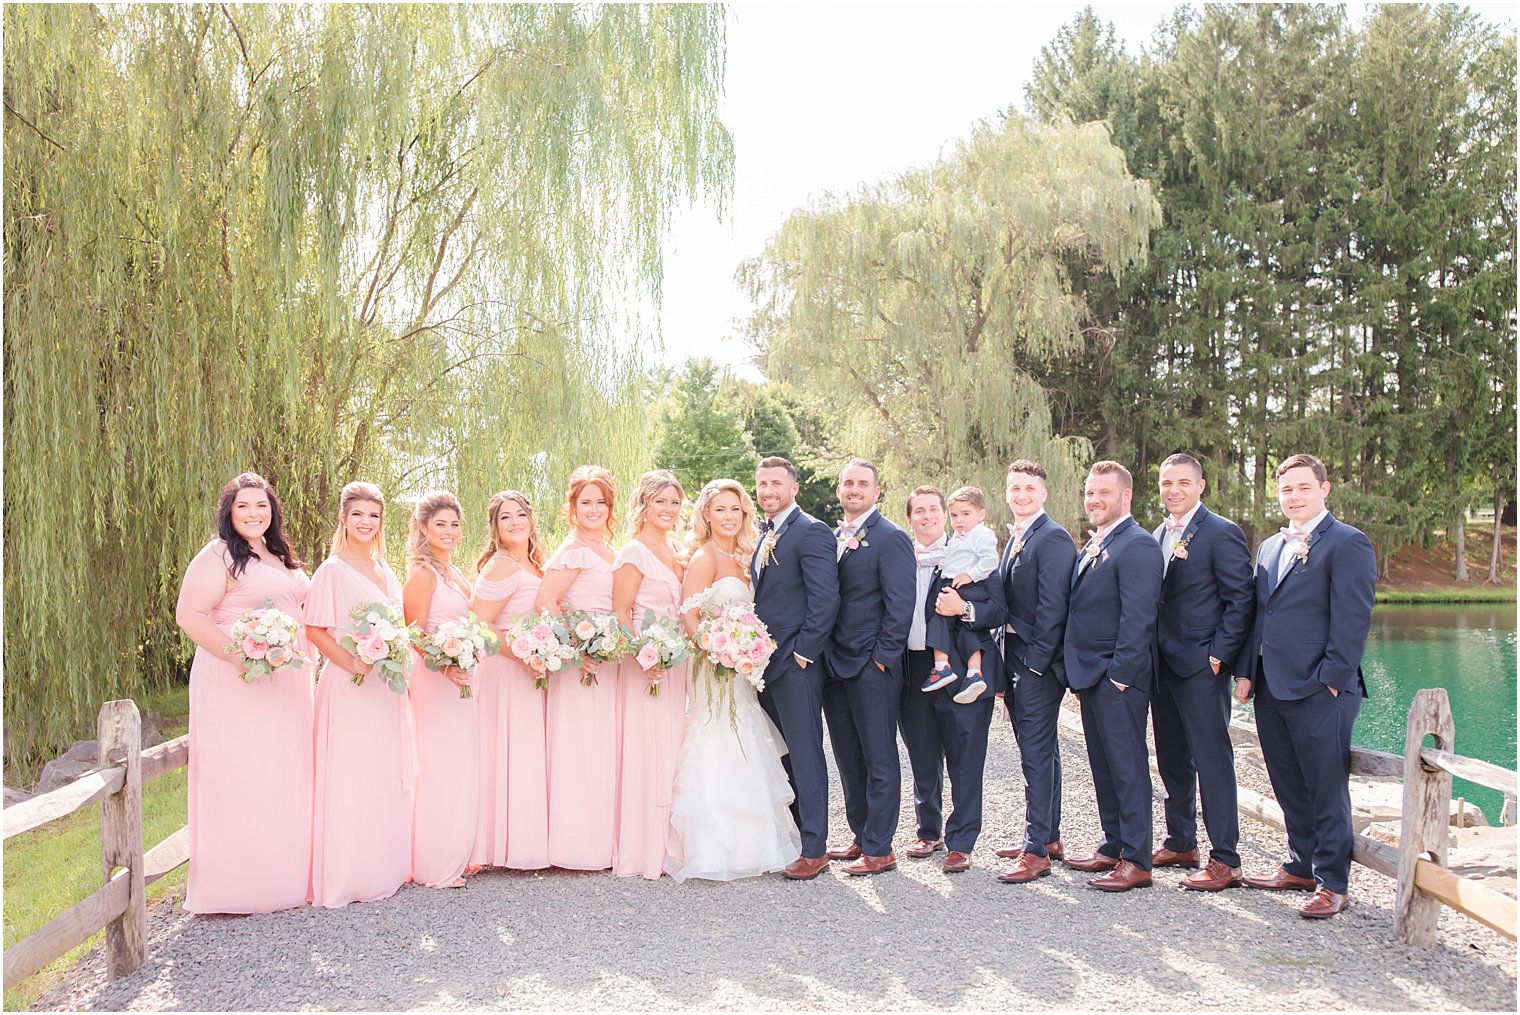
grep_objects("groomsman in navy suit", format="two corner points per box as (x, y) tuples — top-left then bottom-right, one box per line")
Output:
(823, 459), (916, 875)
(1236, 453), (1376, 919)
(1063, 461), (1164, 891)
(752, 456), (842, 880)
(989, 459), (1078, 885)
(898, 485), (1009, 873)
(1148, 453), (1255, 891)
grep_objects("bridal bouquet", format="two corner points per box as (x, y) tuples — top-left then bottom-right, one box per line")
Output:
(414, 615), (498, 698)
(225, 600), (309, 684)
(562, 607), (632, 686)
(629, 610), (690, 698)
(504, 610), (579, 690)
(689, 602), (775, 693)
(340, 601), (417, 694)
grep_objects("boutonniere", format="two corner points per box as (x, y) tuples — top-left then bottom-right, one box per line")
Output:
(838, 525), (870, 552)
(1083, 531), (1102, 558)
(1005, 523), (1025, 558)
(757, 531), (780, 570)
(1171, 532), (1195, 561)
(1292, 536), (1312, 563)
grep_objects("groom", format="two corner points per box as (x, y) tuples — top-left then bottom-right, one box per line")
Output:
(753, 456), (842, 879)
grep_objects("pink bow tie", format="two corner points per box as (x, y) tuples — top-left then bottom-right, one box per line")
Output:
(1165, 519), (1187, 534)
(1281, 529), (1308, 544)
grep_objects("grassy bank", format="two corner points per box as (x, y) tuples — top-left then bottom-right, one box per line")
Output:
(1377, 587), (1517, 604)
(2, 688), (191, 1011)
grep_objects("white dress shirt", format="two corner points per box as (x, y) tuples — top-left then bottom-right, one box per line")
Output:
(907, 534), (947, 651)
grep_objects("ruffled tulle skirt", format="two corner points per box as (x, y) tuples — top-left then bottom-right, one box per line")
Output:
(664, 664), (801, 882)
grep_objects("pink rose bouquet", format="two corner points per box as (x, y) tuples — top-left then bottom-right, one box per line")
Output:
(691, 603), (775, 692)
(340, 601), (418, 694)
(629, 610), (690, 698)
(504, 609), (579, 691)
(225, 599), (308, 684)
(413, 614), (498, 699)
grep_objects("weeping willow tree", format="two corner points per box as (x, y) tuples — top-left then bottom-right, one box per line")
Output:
(738, 115), (1160, 529)
(3, 3), (732, 772)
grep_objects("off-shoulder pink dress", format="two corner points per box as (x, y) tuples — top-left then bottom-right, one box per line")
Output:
(471, 559), (549, 869)
(409, 563), (481, 888)
(186, 551), (313, 914)
(612, 540), (689, 879)
(544, 542), (618, 870)
(309, 556), (415, 909)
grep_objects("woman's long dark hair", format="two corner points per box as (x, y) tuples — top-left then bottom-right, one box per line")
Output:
(216, 472), (303, 578)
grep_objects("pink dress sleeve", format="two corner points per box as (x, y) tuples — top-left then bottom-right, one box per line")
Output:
(544, 544), (594, 573)
(302, 560), (347, 630)
(613, 541), (652, 576)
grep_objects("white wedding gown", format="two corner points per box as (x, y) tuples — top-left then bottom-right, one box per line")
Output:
(664, 576), (802, 881)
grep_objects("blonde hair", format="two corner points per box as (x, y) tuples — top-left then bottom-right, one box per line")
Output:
(947, 486), (986, 510)
(406, 490), (464, 576)
(328, 481), (387, 560)
(474, 490), (547, 573)
(627, 469), (686, 540)
(563, 464), (617, 541)
(689, 478), (758, 577)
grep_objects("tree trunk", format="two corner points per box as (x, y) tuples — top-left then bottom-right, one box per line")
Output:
(1487, 485), (1504, 585)
(1454, 517), (1469, 581)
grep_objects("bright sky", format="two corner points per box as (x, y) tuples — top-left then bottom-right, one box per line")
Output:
(650, 1), (1515, 377)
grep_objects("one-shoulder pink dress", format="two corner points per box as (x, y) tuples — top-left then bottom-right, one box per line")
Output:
(471, 560), (549, 869)
(612, 540), (689, 879)
(308, 556), (415, 909)
(186, 551), (313, 914)
(409, 563), (481, 888)
(544, 543), (618, 870)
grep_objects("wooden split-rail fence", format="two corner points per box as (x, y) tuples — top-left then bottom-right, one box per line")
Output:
(3, 689), (1517, 991)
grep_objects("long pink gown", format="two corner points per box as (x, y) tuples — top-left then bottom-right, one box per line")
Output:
(308, 557), (415, 908)
(408, 563), (481, 887)
(612, 541), (689, 879)
(544, 543), (618, 870)
(471, 560), (549, 869)
(186, 551), (313, 914)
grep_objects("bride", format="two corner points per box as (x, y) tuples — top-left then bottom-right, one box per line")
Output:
(664, 478), (801, 881)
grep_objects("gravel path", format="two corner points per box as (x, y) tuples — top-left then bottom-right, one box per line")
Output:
(36, 705), (1518, 1011)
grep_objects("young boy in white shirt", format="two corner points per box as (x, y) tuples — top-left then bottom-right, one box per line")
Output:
(920, 486), (1000, 703)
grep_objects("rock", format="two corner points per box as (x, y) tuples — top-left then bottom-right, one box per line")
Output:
(1350, 779), (1403, 832)
(1363, 820), (1403, 848)
(140, 714), (165, 750)
(35, 739), (105, 795)
(4, 786), (34, 808)
(1449, 797), (1489, 827)
(1447, 824), (1518, 884)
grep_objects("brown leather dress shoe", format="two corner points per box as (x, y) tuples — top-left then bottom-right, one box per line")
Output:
(907, 838), (945, 859)
(843, 852), (897, 876)
(1086, 860), (1153, 892)
(827, 842), (864, 861)
(1045, 840), (1065, 861)
(782, 855), (830, 880)
(1151, 846), (1201, 869)
(1063, 852), (1120, 872)
(997, 852), (1051, 883)
(1181, 859), (1244, 891)
(942, 851), (971, 873)
(994, 845), (1021, 859)
(1299, 888), (1348, 919)
(1243, 867), (1317, 891)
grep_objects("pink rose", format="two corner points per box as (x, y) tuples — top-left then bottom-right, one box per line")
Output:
(242, 636), (268, 660)
(511, 637), (532, 658)
(636, 644), (660, 670)
(358, 631), (388, 663)
(712, 632), (729, 651)
(442, 637), (465, 658)
(574, 620), (597, 641)
(736, 659), (755, 674)
(748, 640), (769, 661)
(533, 623), (553, 643)
(846, 537), (860, 550)
(266, 645), (290, 668)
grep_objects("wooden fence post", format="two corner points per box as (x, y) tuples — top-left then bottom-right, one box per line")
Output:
(1394, 688), (1455, 947)
(98, 700), (147, 979)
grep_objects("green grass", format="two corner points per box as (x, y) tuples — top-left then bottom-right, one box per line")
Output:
(3, 706), (189, 1011)
(1377, 587), (1517, 604)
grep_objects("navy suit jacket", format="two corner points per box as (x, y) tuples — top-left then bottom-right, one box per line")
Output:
(1152, 503), (1255, 679)
(753, 506), (840, 681)
(826, 508), (917, 679)
(1237, 512), (1376, 701)
(1001, 512), (1077, 685)
(1063, 516), (1164, 694)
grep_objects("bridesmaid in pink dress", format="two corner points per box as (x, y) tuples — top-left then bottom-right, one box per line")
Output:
(535, 465), (620, 870)
(469, 491), (549, 869)
(611, 470), (690, 879)
(306, 482), (414, 908)
(177, 472), (312, 914)
(402, 490), (481, 889)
